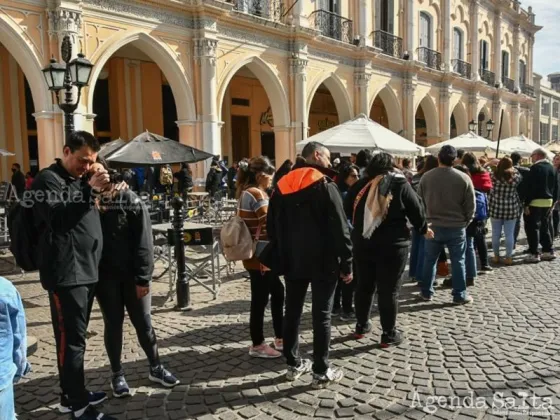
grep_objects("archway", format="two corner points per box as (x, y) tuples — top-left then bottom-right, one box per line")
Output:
(451, 102), (468, 137)
(415, 96), (439, 146)
(369, 85), (404, 134)
(87, 30), (196, 127)
(217, 56), (290, 165)
(307, 74), (353, 136)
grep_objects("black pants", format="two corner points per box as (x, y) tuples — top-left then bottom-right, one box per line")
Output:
(473, 226), (489, 267)
(552, 208), (560, 238)
(283, 275), (337, 375)
(514, 214), (528, 246)
(96, 273), (159, 374)
(49, 284), (96, 411)
(248, 270), (284, 346)
(355, 247), (408, 334)
(526, 206), (553, 255)
(333, 279), (355, 313)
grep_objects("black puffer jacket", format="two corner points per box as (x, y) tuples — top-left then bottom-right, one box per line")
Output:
(98, 190), (154, 286)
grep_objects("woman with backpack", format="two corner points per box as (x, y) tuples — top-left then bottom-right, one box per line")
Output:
(237, 157), (285, 358)
(462, 152), (493, 272)
(488, 157), (522, 265)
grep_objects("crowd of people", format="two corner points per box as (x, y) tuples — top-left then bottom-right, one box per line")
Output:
(2, 130), (560, 419)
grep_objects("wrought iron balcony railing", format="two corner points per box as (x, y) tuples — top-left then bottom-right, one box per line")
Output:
(373, 30), (403, 58)
(309, 9), (353, 44)
(521, 83), (535, 97)
(502, 76), (515, 92)
(230, 0), (284, 21)
(451, 59), (471, 79)
(480, 68), (496, 86)
(417, 47), (442, 71)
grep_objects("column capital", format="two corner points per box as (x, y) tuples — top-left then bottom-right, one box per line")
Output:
(175, 119), (198, 127)
(403, 75), (417, 95)
(469, 91), (480, 106)
(33, 110), (60, 120)
(289, 57), (308, 78)
(354, 72), (371, 88)
(194, 38), (218, 66)
(440, 85), (452, 102)
(273, 125), (291, 133)
(47, 4), (82, 44)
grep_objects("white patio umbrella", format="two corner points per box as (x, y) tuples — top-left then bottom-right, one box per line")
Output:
(500, 135), (554, 159)
(425, 131), (512, 156)
(296, 113), (423, 157)
(0, 149), (15, 157)
(544, 140), (560, 154)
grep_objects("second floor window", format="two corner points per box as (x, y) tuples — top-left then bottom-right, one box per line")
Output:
(541, 122), (550, 142)
(480, 40), (490, 71)
(554, 102), (559, 119)
(453, 28), (463, 60)
(376, 0), (395, 34)
(419, 12), (432, 49)
(542, 97), (551, 116)
(553, 125), (559, 141)
(502, 51), (510, 79)
(317, 0), (339, 14)
(519, 60), (527, 86)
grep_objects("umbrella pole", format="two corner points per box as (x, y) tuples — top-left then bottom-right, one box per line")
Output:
(495, 110), (505, 159)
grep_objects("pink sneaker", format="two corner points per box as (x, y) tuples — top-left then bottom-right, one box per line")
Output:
(249, 343), (282, 359)
(271, 338), (283, 352)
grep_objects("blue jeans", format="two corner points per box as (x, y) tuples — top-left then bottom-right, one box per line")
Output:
(465, 236), (477, 280)
(409, 230), (425, 282)
(491, 218), (517, 258)
(422, 227), (468, 301)
(0, 384), (15, 420)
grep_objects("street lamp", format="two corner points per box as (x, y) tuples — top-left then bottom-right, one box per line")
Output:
(42, 35), (93, 139)
(468, 119), (495, 139)
(469, 120), (477, 132)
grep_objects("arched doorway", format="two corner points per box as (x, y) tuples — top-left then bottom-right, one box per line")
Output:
(369, 86), (404, 133)
(307, 75), (353, 137)
(217, 56), (290, 166)
(415, 96), (439, 146)
(451, 102), (468, 137)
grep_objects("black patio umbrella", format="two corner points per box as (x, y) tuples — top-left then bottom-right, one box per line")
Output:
(103, 131), (214, 167)
(98, 138), (126, 159)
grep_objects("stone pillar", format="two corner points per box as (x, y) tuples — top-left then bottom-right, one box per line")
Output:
(512, 24), (520, 90)
(528, 109), (534, 140)
(177, 119), (203, 179)
(403, 74), (417, 142)
(440, 85), (452, 140)
(468, 91), (479, 128)
(194, 38), (220, 166)
(354, 71), (372, 116)
(34, 111), (62, 168)
(494, 11), (502, 87)
(492, 100), (501, 141)
(359, 0), (372, 46)
(528, 34), (535, 84)
(273, 126), (292, 166)
(470, 0), (480, 81)
(511, 102), (520, 135)
(443, 0), (452, 72)
(291, 0), (309, 27)
(405, 0), (415, 57)
(290, 54), (308, 144)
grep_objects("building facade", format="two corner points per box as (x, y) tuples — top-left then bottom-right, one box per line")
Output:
(534, 73), (560, 144)
(0, 0), (541, 179)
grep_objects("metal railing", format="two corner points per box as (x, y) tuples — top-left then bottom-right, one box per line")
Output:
(230, 0), (284, 21)
(373, 30), (403, 58)
(451, 59), (471, 79)
(309, 9), (353, 44)
(502, 76), (515, 92)
(480, 68), (496, 86)
(416, 47), (442, 71)
(521, 83), (535, 97)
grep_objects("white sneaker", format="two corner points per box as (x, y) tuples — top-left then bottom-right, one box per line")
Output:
(542, 252), (557, 261)
(286, 359), (312, 381)
(312, 368), (344, 389)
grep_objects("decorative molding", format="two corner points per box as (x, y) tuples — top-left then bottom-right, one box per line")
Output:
(48, 8), (82, 43)
(289, 58), (308, 77)
(308, 47), (355, 67)
(354, 72), (371, 87)
(0, 5), (46, 58)
(194, 38), (217, 66)
(216, 25), (289, 51)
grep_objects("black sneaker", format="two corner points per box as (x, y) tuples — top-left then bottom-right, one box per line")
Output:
(71, 405), (117, 420)
(111, 373), (130, 398)
(59, 391), (107, 414)
(332, 306), (341, 315)
(354, 321), (373, 339)
(340, 310), (355, 322)
(480, 266), (493, 272)
(149, 365), (180, 388)
(380, 330), (403, 348)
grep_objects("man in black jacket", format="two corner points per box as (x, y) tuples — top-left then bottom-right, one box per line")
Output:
(524, 148), (558, 263)
(31, 131), (116, 420)
(267, 141), (353, 389)
(512, 152), (530, 247)
(11, 163), (25, 198)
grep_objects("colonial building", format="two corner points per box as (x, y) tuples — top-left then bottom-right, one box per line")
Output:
(534, 73), (560, 144)
(0, 0), (541, 179)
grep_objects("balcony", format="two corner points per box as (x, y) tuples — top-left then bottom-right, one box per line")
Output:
(502, 76), (515, 92)
(230, 0), (284, 21)
(451, 59), (471, 79)
(373, 31), (403, 58)
(309, 10), (353, 44)
(521, 83), (535, 97)
(480, 69), (496, 86)
(417, 47), (442, 71)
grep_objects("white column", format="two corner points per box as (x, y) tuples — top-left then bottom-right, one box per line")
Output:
(403, 77), (417, 142)
(528, 34), (535, 84)
(440, 85), (451, 140)
(292, 0), (309, 27)
(512, 24), (520, 90)
(470, 0), (480, 81)
(443, 0), (452, 72)
(359, 0), (371, 46)
(273, 126), (292, 165)
(354, 72), (371, 116)
(511, 102), (520, 135)
(469, 92), (479, 127)
(290, 56), (308, 142)
(195, 38), (220, 165)
(494, 11), (502, 87)
(405, 0), (415, 56)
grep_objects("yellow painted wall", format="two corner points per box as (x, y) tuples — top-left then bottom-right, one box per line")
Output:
(141, 62), (164, 134)
(308, 90), (339, 136)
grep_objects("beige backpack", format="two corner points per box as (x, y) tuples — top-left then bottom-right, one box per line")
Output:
(221, 215), (254, 261)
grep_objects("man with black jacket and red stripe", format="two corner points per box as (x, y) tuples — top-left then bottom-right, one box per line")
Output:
(267, 141), (353, 389)
(31, 131), (116, 420)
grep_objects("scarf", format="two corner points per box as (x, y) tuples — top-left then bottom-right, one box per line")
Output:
(361, 174), (393, 239)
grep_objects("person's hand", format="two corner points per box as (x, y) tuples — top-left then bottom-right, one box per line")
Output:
(424, 227), (435, 240)
(340, 272), (353, 284)
(136, 285), (149, 300)
(89, 170), (110, 192)
(114, 181), (129, 192)
(524, 206), (530, 216)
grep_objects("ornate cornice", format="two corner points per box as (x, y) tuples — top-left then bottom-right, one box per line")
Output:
(194, 38), (217, 66)
(308, 47), (355, 67)
(217, 24), (289, 51)
(48, 8), (82, 43)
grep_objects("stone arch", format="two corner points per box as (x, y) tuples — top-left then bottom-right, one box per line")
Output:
(217, 55), (290, 128)
(416, 95), (439, 137)
(369, 84), (404, 133)
(86, 30), (196, 122)
(0, 15), (50, 112)
(451, 101), (469, 136)
(306, 73), (353, 124)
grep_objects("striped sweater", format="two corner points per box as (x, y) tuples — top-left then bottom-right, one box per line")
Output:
(238, 187), (268, 270)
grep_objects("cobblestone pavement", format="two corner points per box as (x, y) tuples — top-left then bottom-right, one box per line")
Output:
(7, 239), (560, 420)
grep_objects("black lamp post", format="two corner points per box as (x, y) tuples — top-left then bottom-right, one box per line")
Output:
(42, 35), (93, 139)
(469, 119), (495, 139)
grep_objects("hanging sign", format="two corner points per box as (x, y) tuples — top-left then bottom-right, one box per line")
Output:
(260, 107), (274, 127)
(318, 117), (336, 132)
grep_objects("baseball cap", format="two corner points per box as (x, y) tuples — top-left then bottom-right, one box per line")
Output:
(438, 145), (458, 161)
